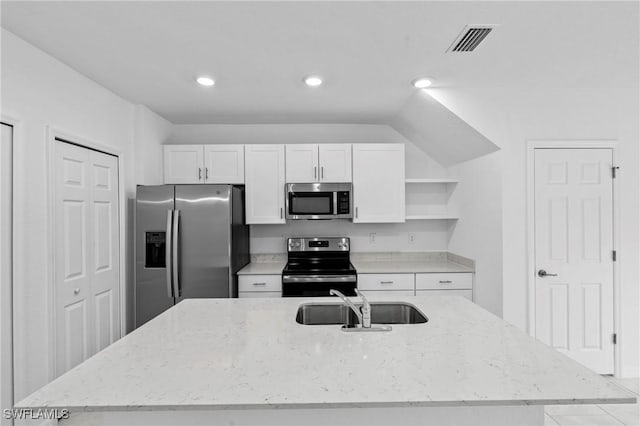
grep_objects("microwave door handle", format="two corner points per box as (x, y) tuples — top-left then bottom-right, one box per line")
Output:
(165, 210), (173, 298)
(333, 192), (338, 214)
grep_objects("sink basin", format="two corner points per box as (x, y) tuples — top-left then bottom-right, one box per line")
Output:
(295, 302), (428, 326)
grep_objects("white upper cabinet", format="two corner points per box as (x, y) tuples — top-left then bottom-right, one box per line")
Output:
(163, 145), (204, 184)
(352, 144), (405, 223)
(245, 144), (286, 224)
(285, 144), (318, 183)
(285, 144), (352, 183)
(318, 144), (352, 182)
(204, 144), (244, 184)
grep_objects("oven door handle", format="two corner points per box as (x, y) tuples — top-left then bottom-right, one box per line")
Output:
(282, 274), (357, 283)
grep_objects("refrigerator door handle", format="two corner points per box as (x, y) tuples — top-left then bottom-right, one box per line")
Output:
(165, 210), (174, 298)
(172, 210), (180, 297)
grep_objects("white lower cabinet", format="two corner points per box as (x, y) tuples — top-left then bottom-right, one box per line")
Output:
(416, 289), (473, 300)
(415, 273), (473, 291)
(238, 275), (282, 298)
(358, 274), (414, 291)
(358, 272), (473, 301)
(360, 290), (415, 297)
(238, 291), (281, 299)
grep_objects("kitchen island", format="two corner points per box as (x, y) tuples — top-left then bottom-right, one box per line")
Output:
(16, 296), (635, 425)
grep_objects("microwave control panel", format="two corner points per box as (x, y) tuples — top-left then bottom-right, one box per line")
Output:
(337, 191), (350, 214)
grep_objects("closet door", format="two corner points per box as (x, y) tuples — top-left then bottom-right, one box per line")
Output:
(54, 140), (120, 377)
(1, 123), (13, 426)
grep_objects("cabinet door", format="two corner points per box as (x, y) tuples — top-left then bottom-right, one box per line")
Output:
(352, 144), (405, 223)
(204, 145), (244, 184)
(416, 289), (473, 301)
(415, 273), (473, 291)
(359, 290), (415, 297)
(358, 274), (414, 291)
(285, 144), (318, 183)
(319, 144), (352, 182)
(238, 275), (282, 293)
(238, 292), (282, 298)
(245, 144), (286, 224)
(163, 145), (204, 184)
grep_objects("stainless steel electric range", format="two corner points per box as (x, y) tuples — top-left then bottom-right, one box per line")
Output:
(282, 237), (357, 297)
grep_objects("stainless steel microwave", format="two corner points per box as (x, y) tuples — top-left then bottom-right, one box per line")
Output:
(285, 183), (352, 220)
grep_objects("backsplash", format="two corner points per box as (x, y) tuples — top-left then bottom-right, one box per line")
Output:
(249, 220), (453, 253)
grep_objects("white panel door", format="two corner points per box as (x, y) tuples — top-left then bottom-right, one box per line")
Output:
(352, 144), (405, 223)
(54, 141), (120, 377)
(1, 123), (13, 426)
(245, 145), (286, 224)
(285, 144), (318, 183)
(534, 148), (614, 373)
(319, 144), (352, 182)
(204, 144), (244, 184)
(89, 152), (120, 354)
(163, 145), (204, 184)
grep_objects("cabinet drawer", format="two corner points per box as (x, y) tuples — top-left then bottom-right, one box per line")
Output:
(415, 273), (473, 290)
(360, 290), (415, 297)
(238, 275), (282, 293)
(358, 274), (414, 291)
(416, 289), (472, 301)
(238, 291), (281, 298)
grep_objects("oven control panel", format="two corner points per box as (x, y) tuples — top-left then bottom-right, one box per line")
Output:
(288, 237), (350, 252)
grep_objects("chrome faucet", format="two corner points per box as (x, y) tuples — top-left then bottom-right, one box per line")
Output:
(329, 289), (371, 328)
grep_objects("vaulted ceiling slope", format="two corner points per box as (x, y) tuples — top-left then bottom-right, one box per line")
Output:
(1, 1), (637, 164)
(392, 91), (499, 166)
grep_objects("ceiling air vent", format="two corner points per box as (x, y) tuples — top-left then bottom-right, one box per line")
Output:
(447, 25), (495, 52)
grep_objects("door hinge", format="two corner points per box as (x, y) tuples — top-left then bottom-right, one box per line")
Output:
(612, 166), (619, 178)
(613, 250), (617, 261)
(612, 333), (617, 345)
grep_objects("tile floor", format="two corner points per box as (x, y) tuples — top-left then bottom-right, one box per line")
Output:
(545, 378), (639, 426)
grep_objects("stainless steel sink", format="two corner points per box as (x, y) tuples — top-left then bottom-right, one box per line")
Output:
(295, 302), (428, 326)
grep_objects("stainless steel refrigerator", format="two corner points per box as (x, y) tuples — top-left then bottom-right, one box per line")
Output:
(135, 185), (249, 328)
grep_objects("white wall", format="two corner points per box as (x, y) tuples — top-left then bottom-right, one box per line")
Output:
(447, 152), (503, 317)
(134, 105), (172, 186)
(0, 30), (170, 399)
(429, 87), (640, 377)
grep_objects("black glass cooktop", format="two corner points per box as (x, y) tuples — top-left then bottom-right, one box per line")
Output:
(283, 260), (356, 275)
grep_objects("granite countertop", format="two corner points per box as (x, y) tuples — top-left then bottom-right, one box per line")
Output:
(351, 260), (473, 274)
(16, 296), (635, 411)
(237, 261), (285, 275)
(238, 252), (475, 275)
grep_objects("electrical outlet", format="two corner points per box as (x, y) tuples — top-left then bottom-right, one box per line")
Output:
(369, 233), (376, 244)
(408, 233), (416, 244)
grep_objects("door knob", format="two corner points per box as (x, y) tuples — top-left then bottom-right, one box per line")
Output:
(537, 269), (558, 278)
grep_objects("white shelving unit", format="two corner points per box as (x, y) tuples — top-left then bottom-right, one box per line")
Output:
(404, 177), (459, 221)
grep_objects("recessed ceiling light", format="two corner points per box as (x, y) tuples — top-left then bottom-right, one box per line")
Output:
(304, 76), (323, 87)
(412, 78), (433, 89)
(196, 76), (215, 87)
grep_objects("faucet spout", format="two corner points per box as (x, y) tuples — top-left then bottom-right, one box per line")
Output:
(354, 289), (371, 328)
(329, 289), (364, 327)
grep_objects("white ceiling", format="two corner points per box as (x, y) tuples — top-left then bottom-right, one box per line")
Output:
(1, 1), (638, 124)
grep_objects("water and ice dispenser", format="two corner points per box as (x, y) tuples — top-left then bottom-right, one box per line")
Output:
(145, 232), (166, 268)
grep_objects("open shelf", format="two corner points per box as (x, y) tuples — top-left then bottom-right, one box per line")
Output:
(405, 215), (459, 220)
(405, 178), (459, 184)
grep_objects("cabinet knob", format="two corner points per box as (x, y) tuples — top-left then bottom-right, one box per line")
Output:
(74, 288), (80, 295)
